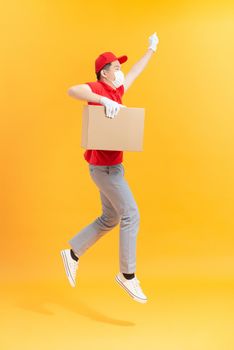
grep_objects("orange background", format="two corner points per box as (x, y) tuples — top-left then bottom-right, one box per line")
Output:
(1, 0), (234, 349)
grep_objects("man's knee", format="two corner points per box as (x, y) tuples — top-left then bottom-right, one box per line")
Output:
(96, 214), (120, 230)
(121, 205), (140, 223)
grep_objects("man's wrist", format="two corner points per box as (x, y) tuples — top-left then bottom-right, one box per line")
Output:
(98, 95), (104, 104)
(148, 47), (157, 53)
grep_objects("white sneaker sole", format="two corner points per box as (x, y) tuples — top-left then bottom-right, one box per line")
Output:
(60, 250), (77, 287)
(115, 274), (147, 304)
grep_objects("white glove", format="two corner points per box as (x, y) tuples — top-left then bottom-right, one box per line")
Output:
(148, 32), (159, 52)
(100, 96), (126, 118)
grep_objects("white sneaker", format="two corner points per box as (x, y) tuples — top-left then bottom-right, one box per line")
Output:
(115, 272), (148, 303)
(60, 249), (79, 287)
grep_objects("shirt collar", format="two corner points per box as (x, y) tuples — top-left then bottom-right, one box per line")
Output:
(98, 80), (118, 92)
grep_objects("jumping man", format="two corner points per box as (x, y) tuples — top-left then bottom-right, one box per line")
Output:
(61, 32), (159, 304)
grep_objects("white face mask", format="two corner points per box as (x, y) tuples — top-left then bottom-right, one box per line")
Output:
(112, 70), (125, 88)
(104, 70), (125, 88)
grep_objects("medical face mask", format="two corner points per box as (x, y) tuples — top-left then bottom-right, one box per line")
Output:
(112, 70), (125, 88)
(105, 70), (125, 88)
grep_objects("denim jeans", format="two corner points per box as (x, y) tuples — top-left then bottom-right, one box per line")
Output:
(68, 163), (140, 273)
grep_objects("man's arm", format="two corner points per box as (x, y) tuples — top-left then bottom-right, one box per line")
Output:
(124, 32), (159, 92)
(67, 84), (102, 103)
(124, 49), (155, 92)
(67, 84), (125, 118)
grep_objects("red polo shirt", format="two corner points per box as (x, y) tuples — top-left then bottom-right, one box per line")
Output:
(83, 80), (125, 165)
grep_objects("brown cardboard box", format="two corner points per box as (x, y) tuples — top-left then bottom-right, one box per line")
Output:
(81, 105), (145, 151)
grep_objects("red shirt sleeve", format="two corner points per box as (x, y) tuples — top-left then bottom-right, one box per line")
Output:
(85, 81), (102, 106)
(85, 81), (102, 94)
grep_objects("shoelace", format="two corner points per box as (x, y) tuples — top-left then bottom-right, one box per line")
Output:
(135, 277), (140, 284)
(71, 261), (78, 275)
(132, 277), (141, 287)
(131, 277), (145, 295)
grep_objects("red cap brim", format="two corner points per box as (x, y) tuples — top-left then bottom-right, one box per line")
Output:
(117, 55), (128, 64)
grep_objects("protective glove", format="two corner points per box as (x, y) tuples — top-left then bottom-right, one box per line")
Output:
(148, 32), (159, 52)
(100, 96), (126, 118)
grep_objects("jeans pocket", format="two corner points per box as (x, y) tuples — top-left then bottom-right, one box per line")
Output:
(121, 164), (125, 176)
(89, 165), (95, 173)
(89, 164), (109, 175)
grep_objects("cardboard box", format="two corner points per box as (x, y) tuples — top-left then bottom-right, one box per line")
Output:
(81, 105), (145, 151)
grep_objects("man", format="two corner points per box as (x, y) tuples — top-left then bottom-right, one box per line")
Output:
(61, 32), (159, 304)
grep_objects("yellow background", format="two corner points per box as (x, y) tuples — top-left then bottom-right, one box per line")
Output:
(0, 0), (234, 349)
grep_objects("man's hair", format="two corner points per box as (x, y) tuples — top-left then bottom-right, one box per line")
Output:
(96, 62), (112, 80)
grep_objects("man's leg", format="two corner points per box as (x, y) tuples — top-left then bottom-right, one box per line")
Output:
(68, 169), (120, 257)
(86, 164), (140, 274)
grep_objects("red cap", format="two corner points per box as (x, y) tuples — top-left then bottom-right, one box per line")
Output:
(95, 51), (128, 74)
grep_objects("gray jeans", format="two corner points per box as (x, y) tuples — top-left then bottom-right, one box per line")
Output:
(68, 163), (140, 273)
